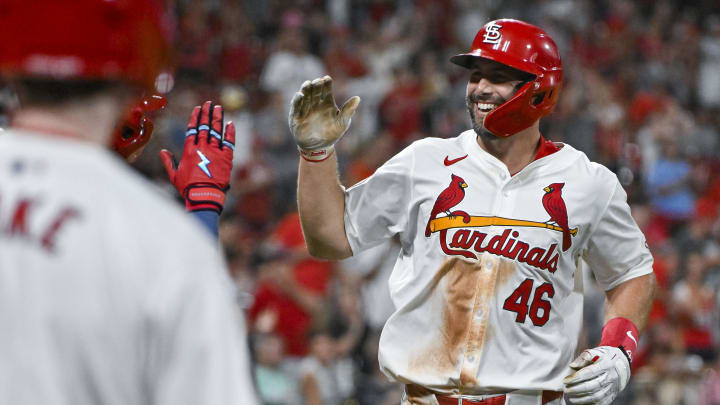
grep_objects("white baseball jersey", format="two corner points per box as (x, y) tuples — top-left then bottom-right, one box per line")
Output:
(0, 130), (258, 405)
(344, 130), (653, 394)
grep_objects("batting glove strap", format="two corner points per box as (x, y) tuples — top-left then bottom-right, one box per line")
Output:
(563, 346), (631, 405)
(184, 184), (227, 213)
(299, 146), (335, 162)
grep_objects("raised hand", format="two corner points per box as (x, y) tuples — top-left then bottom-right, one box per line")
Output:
(159, 101), (235, 214)
(289, 75), (360, 162)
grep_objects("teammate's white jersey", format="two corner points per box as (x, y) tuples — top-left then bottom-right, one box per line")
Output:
(344, 130), (653, 394)
(0, 130), (258, 405)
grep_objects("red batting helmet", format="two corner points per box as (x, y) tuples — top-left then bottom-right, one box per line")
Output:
(451, 19), (562, 137)
(0, 0), (173, 90)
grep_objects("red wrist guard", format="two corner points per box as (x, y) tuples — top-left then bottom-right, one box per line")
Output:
(600, 317), (639, 364)
(185, 184), (227, 213)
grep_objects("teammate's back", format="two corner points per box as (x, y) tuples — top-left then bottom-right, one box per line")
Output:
(0, 0), (258, 403)
(0, 130), (255, 405)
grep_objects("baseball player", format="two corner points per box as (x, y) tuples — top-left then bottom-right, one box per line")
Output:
(289, 19), (656, 405)
(0, 1), (258, 404)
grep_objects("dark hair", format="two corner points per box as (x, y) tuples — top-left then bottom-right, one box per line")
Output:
(13, 77), (133, 107)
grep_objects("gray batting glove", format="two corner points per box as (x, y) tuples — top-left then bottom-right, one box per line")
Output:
(563, 346), (631, 405)
(288, 75), (361, 162)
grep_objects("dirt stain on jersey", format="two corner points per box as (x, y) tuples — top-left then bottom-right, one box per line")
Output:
(494, 256), (517, 290)
(408, 254), (517, 390)
(408, 257), (479, 377)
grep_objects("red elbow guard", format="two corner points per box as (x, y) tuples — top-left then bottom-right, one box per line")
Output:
(600, 317), (639, 364)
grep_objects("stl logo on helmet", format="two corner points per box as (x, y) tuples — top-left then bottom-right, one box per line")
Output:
(482, 22), (503, 45)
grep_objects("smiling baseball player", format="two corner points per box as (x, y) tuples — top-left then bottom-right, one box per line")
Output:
(290, 19), (656, 405)
(0, 1), (257, 404)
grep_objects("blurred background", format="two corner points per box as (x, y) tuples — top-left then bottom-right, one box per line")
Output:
(5, 0), (720, 403)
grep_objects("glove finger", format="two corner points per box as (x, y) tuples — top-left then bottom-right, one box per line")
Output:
(571, 350), (598, 369)
(210, 104), (223, 147)
(310, 77), (324, 107)
(339, 96), (361, 128)
(564, 373), (606, 395)
(319, 75), (333, 106)
(197, 100), (213, 145)
(299, 80), (312, 117)
(223, 121), (236, 151)
(290, 91), (304, 120)
(185, 105), (201, 143)
(564, 362), (605, 385)
(564, 394), (597, 405)
(300, 79), (312, 95)
(565, 383), (613, 404)
(158, 149), (177, 183)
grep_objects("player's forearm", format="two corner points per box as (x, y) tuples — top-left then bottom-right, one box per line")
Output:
(297, 153), (353, 260)
(603, 272), (657, 332)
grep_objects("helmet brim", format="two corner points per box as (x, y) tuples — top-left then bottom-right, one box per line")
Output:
(449, 54), (480, 69)
(450, 53), (538, 82)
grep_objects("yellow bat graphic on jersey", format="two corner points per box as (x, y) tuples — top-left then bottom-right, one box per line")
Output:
(428, 215), (579, 235)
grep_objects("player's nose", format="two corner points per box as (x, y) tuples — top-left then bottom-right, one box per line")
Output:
(471, 78), (495, 97)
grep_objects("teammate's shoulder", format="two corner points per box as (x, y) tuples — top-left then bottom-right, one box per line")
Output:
(102, 162), (208, 239)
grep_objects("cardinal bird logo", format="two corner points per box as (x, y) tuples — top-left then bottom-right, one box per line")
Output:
(425, 174), (468, 237)
(542, 182), (572, 251)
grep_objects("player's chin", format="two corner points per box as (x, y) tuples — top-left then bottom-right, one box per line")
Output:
(474, 126), (498, 141)
(470, 114), (497, 140)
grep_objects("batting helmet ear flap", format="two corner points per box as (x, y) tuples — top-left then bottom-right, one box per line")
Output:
(483, 81), (537, 136)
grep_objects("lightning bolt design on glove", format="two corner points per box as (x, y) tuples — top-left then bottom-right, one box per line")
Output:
(196, 150), (212, 178)
(159, 101), (235, 214)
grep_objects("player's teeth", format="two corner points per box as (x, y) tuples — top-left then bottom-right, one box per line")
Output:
(477, 103), (497, 112)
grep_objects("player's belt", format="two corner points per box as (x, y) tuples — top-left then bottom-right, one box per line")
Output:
(435, 390), (563, 405)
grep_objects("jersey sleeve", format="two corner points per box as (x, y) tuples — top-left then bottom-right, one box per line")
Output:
(582, 179), (654, 291)
(343, 146), (414, 255)
(147, 244), (259, 405)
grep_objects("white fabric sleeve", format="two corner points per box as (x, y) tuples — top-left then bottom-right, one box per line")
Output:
(148, 247), (259, 405)
(344, 146), (414, 255)
(582, 180), (654, 291)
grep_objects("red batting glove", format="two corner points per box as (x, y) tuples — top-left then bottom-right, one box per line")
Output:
(112, 95), (167, 161)
(159, 101), (236, 214)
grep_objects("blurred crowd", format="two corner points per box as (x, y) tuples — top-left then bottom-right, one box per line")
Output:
(134, 0), (720, 404)
(5, 0), (720, 404)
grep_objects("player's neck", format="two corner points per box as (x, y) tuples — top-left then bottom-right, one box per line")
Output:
(476, 121), (541, 175)
(12, 97), (124, 146)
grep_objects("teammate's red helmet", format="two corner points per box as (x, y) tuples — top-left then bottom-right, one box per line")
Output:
(0, 0), (173, 90)
(451, 19), (562, 137)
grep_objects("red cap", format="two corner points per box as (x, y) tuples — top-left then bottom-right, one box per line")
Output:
(0, 0), (174, 90)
